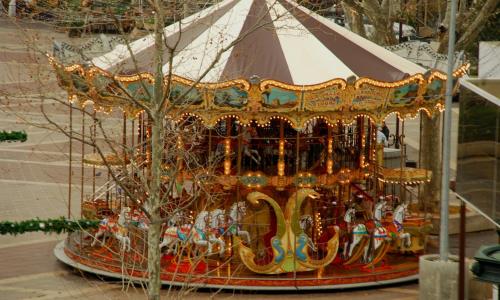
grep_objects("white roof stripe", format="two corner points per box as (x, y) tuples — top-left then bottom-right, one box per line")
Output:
(268, 0), (355, 84)
(286, 0), (426, 76)
(92, 0), (236, 70)
(164, 0), (253, 82)
(90, 0), (429, 83)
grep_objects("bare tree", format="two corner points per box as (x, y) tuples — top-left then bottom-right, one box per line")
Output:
(342, 0), (499, 49)
(341, 0), (498, 212)
(0, 1), (296, 299)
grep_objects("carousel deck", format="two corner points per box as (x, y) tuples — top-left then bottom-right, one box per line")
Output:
(55, 232), (419, 290)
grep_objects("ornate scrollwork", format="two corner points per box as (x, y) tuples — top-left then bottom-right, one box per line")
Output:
(48, 54), (469, 127)
(235, 189), (339, 274)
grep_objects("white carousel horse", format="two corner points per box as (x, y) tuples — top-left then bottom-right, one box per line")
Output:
(157, 211), (188, 255)
(210, 201), (251, 244)
(392, 203), (411, 247)
(363, 200), (390, 262)
(299, 215), (317, 252)
(128, 209), (149, 230)
(159, 210), (225, 257)
(167, 211), (186, 227)
(209, 208), (226, 236)
(91, 206), (131, 252)
(343, 206), (368, 258)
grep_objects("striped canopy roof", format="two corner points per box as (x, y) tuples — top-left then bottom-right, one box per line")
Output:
(92, 0), (426, 85)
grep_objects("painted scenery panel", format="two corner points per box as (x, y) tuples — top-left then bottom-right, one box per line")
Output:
(389, 83), (419, 106)
(423, 78), (444, 102)
(125, 80), (154, 102)
(169, 83), (203, 106)
(303, 85), (343, 111)
(213, 87), (248, 109)
(261, 87), (299, 109)
(352, 85), (388, 110)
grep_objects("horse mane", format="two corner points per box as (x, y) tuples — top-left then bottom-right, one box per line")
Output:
(194, 211), (208, 228)
(210, 209), (225, 228)
(393, 204), (406, 222)
(344, 207), (355, 222)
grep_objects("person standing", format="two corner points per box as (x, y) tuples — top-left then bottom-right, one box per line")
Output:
(381, 121), (390, 140)
(377, 126), (388, 146)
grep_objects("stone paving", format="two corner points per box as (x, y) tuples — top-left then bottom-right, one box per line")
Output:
(0, 241), (420, 300)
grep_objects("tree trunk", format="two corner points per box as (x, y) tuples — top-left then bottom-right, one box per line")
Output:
(147, 117), (164, 300)
(147, 1), (165, 299)
(147, 208), (162, 300)
(342, 3), (367, 38)
(455, 0), (500, 51)
(363, 0), (398, 46)
(420, 113), (442, 213)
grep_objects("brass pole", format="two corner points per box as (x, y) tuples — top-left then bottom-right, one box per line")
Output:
(123, 112), (127, 158)
(131, 119), (135, 149)
(278, 120), (285, 176)
(68, 103), (73, 219)
(400, 120), (405, 203)
(234, 124), (243, 257)
(224, 119), (232, 176)
(80, 108), (85, 217)
(236, 125), (243, 188)
(92, 110), (96, 198)
(208, 127), (212, 163)
(327, 126), (333, 175)
(294, 129), (300, 282)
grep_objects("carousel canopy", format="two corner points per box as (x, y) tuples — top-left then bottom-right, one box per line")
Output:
(93, 0), (426, 85)
(51, 0), (469, 127)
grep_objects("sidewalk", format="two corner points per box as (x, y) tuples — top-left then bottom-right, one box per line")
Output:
(1, 229), (495, 300)
(0, 240), (420, 300)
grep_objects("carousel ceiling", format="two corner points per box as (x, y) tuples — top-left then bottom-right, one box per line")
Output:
(49, 0), (469, 128)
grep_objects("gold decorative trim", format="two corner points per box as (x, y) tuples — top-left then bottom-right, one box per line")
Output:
(47, 54), (469, 127)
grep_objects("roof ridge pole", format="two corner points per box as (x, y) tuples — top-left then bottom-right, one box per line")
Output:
(440, 0), (458, 263)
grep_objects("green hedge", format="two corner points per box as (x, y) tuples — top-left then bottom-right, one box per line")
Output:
(0, 218), (98, 235)
(0, 131), (27, 142)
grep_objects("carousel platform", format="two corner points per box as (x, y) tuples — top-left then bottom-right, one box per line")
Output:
(54, 236), (419, 291)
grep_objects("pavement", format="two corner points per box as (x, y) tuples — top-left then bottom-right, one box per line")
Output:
(0, 16), (495, 300)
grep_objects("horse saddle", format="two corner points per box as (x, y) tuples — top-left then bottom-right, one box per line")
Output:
(177, 226), (191, 241)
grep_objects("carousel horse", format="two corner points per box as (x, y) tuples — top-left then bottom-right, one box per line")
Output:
(209, 208), (226, 236)
(392, 203), (411, 247)
(363, 200), (390, 263)
(211, 201), (251, 244)
(157, 211), (189, 255)
(159, 210), (225, 257)
(91, 206), (131, 252)
(128, 209), (149, 229)
(242, 127), (261, 165)
(343, 206), (369, 260)
(299, 215), (317, 252)
(384, 194), (400, 207)
(167, 211), (186, 227)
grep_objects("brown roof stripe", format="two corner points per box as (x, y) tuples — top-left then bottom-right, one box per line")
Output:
(110, 0), (239, 74)
(220, 0), (293, 83)
(278, 0), (406, 81)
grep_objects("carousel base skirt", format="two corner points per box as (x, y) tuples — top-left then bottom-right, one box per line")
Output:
(54, 240), (419, 291)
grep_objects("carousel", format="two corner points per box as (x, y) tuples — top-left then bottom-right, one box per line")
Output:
(50, 0), (468, 290)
